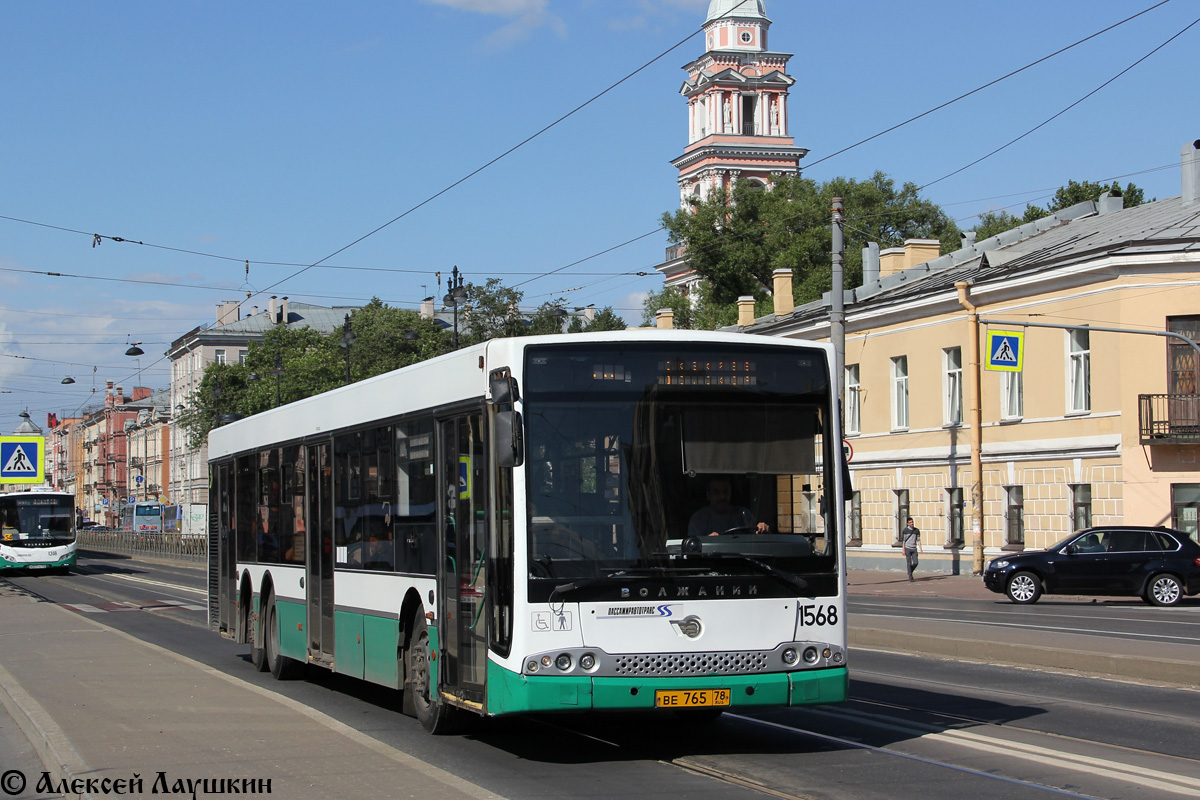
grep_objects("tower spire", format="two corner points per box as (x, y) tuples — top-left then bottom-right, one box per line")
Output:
(673, 0), (806, 208)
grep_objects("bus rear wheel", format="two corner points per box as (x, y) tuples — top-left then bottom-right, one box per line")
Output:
(407, 612), (463, 735)
(264, 596), (301, 680)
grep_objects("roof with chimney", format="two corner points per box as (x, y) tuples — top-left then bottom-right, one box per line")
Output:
(740, 142), (1200, 335)
(167, 300), (361, 358)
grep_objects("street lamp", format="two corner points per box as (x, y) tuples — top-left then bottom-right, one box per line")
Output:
(339, 315), (355, 385)
(443, 265), (468, 351)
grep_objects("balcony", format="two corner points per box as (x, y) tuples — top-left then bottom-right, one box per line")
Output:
(129, 456), (142, 466)
(1139, 394), (1200, 444)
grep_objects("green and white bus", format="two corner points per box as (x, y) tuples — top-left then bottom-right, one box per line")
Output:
(208, 331), (848, 732)
(0, 488), (77, 573)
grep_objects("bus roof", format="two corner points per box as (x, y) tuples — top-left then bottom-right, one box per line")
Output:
(207, 330), (833, 461)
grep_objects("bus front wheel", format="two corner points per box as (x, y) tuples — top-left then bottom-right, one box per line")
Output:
(407, 612), (463, 735)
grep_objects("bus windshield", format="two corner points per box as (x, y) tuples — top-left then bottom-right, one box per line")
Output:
(0, 495), (76, 543)
(523, 342), (837, 592)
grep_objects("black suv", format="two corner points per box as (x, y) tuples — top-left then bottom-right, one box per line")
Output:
(983, 526), (1200, 606)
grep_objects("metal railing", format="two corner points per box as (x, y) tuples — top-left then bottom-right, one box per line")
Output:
(77, 529), (207, 563)
(1139, 393), (1200, 444)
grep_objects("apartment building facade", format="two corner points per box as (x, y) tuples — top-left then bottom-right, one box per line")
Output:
(731, 143), (1200, 571)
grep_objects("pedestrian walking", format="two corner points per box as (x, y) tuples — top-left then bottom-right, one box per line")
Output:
(901, 517), (922, 581)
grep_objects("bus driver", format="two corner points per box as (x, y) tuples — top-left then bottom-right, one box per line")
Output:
(688, 477), (769, 537)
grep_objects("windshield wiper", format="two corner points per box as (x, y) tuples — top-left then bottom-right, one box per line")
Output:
(551, 570), (631, 597)
(697, 552), (809, 593)
(551, 566), (701, 597)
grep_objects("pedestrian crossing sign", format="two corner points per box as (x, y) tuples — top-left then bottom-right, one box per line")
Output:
(985, 330), (1024, 372)
(0, 436), (45, 484)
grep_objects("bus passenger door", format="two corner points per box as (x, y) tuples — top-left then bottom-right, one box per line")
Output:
(437, 412), (488, 708)
(306, 443), (335, 664)
(215, 463), (235, 635)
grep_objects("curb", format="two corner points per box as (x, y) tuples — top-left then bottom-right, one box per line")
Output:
(0, 654), (94, 800)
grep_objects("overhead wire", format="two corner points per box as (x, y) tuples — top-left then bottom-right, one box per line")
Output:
(916, 14), (1200, 192)
(0, 2), (1182, 309)
(0, 0), (1190, 414)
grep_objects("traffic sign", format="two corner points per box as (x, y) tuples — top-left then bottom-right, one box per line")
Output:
(985, 330), (1024, 372)
(135, 475), (144, 485)
(0, 436), (45, 484)
(842, 440), (854, 463)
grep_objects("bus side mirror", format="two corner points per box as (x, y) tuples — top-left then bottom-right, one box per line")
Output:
(496, 410), (524, 468)
(489, 370), (520, 405)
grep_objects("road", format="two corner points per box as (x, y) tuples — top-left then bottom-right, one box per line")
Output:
(2, 552), (1198, 800)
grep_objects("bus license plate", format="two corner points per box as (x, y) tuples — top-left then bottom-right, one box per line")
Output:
(654, 688), (730, 708)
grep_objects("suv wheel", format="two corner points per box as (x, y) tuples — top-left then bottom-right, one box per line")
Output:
(1006, 571), (1042, 604)
(1145, 573), (1183, 607)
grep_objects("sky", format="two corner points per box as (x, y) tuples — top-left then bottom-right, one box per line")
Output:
(2, 0), (1196, 430)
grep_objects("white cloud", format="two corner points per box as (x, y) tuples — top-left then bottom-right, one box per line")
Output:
(619, 289), (652, 326)
(419, 0), (565, 50)
(422, 0), (548, 13)
(607, 0), (708, 34)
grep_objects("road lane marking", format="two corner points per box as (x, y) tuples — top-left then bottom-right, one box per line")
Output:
(802, 706), (1200, 797)
(731, 714), (1099, 799)
(853, 611), (1200, 644)
(99, 573), (206, 596)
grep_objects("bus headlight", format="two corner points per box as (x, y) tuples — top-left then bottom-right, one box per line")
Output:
(579, 653), (596, 670)
(527, 661), (540, 673)
(803, 647), (819, 664)
(782, 648), (798, 665)
(555, 653), (573, 671)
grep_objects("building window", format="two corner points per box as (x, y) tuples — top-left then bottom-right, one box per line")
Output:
(215, 349), (227, 366)
(1071, 484), (1092, 531)
(943, 347), (962, 426)
(1005, 485), (1024, 546)
(1171, 484), (1200, 542)
(1167, 316), (1200, 394)
(238, 349), (248, 365)
(894, 489), (909, 544)
(845, 364), (861, 435)
(1001, 371), (1024, 420)
(891, 356), (909, 430)
(741, 95), (759, 136)
(947, 487), (964, 545)
(1068, 329), (1090, 413)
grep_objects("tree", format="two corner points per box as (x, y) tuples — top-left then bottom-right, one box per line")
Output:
(180, 298), (450, 447)
(460, 279), (534, 344)
(660, 172), (960, 308)
(1048, 179), (1147, 211)
(640, 283), (739, 330)
(566, 306), (628, 333)
(972, 179), (1150, 240)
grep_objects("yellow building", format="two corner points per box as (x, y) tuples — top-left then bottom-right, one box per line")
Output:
(737, 142), (1200, 573)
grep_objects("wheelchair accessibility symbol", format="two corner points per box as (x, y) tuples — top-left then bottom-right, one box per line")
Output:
(532, 611), (573, 631)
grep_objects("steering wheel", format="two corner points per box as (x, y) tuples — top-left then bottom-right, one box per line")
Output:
(722, 525), (757, 535)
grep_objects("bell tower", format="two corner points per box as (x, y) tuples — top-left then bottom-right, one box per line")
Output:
(672, 0), (807, 209)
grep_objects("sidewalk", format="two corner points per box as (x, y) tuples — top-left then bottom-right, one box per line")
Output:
(848, 568), (995, 600)
(0, 585), (505, 800)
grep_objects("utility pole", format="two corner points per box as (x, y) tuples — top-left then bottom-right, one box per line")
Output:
(831, 198), (845, 402)
(956, 282), (986, 575)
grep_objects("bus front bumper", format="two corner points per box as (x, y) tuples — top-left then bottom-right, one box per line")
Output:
(486, 661), (848, 716)
(0, 553), (77, 571)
